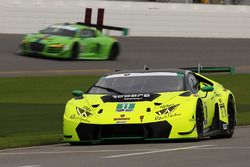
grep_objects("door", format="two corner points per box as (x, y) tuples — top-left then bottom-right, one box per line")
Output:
(78, 29), (100, 58)
(187, 73), (215, 129)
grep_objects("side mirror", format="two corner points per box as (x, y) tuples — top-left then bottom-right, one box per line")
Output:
(72, 90), (83, 98)
(201, 86), (214, 92)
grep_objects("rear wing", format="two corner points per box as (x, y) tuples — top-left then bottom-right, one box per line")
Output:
(182, 66), (235, 75)
(80, 8), (129, 36)
(76, 22), (129, 36)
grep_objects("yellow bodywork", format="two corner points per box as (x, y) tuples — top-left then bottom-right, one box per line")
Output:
(63, 73), (235, 143)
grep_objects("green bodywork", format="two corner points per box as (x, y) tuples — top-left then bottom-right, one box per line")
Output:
(20, 23), (119, 60)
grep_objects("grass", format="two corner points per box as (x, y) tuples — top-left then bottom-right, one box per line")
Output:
(0, 76), (99, 149)
(0, 74), (249, 149)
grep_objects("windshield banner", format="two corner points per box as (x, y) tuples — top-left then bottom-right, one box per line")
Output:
(101, 93), (160, 102)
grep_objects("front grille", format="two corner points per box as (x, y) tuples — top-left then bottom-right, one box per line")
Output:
(30, 42), (44, 52)
(48, 47), (63, 53)
(20, 43), (27, 50)
(76, 121), (172, 141)
(101, 124), (145, 138)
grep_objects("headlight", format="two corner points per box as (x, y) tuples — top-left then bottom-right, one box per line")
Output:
(49, 44), (64, 48)
(156, 104), (179, 116)
(76, 107), (93, 117)
(63, 45), (69, 51)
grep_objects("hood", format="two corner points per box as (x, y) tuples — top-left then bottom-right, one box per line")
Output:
(25, 33), (72, 44)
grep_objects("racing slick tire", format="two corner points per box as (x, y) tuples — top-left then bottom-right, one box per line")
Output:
(224, 96), (236, 138)
(71, 43), (79, 60)
(108, 43), (120, 60)
(196, 100), (204, 140)
(211, 96), (236, 139)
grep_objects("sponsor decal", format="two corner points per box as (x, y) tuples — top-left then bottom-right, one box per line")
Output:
(70, 114), (90, 122)
(223, 124), (228, 130)
(114, 117), (130, 121)
(219, 103), (227, 117)
(211, 96), (215, 101)
(101, 93), (160, 102)
(140, 115), (144, 122)
(105, 72), (178, 78)
(116, 103), (135, 112)
(215, 92), (221, 97)
(80, 44), (84, 53)
(115, 121), (127, 124)
(155, 113), (181, 121)
(113, 114), (130, 121)
(203, 102), (208, 125)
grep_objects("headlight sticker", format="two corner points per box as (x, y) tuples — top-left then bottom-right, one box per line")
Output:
(155, 104), (180, 120)
(70, 114), (90, 122)
(156, 104), (180, 116)
(76, 106), (93, 117)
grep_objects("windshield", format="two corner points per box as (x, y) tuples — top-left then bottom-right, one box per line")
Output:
(87, 72), (185, 94)
(41, 26), (76, 37)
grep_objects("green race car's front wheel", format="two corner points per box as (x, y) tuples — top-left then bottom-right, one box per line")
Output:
(71, 43), (79, 60)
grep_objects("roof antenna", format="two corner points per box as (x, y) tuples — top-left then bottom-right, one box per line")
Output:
(144, 64), (149, 70)
(198, 63), (202, 74)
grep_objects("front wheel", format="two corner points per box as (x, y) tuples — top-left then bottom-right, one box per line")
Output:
(71, 43), (79, 60)
(196, 100), (204, 140)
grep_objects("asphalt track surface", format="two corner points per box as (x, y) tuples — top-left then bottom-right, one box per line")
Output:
(0, 126), (250, 167)
(0, 34), (250, 76)
(1, 34), (250, 166)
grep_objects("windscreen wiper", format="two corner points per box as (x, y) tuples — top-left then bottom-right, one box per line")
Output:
(93, 85), (123, 95)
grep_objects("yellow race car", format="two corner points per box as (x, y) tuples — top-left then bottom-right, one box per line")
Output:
(63, 69), (236, 144)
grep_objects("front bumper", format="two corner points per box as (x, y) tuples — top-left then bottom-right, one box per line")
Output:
(20, 42), (71, 59)
(75, 121), (172, 141)
(63, 117), (198, 143)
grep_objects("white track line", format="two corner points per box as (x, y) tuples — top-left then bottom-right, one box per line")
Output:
(18, 165), (41, 167)
(103, 145), (215, 158)
(194, 146), (250, 150)
(0, 149), (161, 156)
(0, 144), (65, 152)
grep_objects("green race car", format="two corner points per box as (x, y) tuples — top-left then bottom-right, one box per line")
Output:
(63, 69), (236, 144)
(20, 23), (120, 60)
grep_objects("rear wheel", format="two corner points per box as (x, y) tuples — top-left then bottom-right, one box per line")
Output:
(196, 100), (204, 140)
(211, 96), (236, 139)
(108, 43), (120, 60)
(71, 43), (79, 60)
(224, 96), (236, 138)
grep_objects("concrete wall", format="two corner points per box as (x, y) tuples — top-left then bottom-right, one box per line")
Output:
(1, 0), (250, 38)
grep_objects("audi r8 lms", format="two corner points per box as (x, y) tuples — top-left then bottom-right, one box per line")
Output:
(20, 23), (120, 60)
(63, 69), (236, 144)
